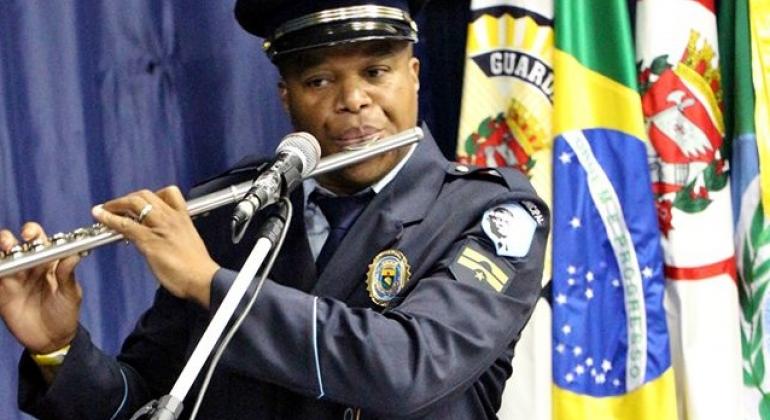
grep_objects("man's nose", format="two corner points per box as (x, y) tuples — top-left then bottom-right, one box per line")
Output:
(335, 78), (371, 113)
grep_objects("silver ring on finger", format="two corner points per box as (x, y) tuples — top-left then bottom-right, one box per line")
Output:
(137, 204), (154, 225)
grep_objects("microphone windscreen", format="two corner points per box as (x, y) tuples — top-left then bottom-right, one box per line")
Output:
(276, 132), (321, 177)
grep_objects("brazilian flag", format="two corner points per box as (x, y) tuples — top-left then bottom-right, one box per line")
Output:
(551, 0), (678, 418)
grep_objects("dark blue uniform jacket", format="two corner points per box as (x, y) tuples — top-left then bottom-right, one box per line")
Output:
(19, 126), (549, 419)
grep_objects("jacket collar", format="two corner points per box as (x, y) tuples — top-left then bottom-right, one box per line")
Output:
(311, 123), (448, 300)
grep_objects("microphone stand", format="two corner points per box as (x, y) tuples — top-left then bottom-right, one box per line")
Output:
(130, 205), (288, 420)
(129, 127), (425, 419)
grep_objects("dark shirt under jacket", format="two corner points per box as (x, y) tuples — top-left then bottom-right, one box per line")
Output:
(19, 125), (549, 419)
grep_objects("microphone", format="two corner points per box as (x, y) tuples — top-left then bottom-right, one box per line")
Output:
(231, 132), (321, 243)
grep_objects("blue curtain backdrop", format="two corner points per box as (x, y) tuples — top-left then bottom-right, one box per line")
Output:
(0, 1), (469, 418)
(0, 1), (290, 418)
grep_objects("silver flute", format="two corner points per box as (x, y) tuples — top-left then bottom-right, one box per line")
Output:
(0, 127), (424, 277)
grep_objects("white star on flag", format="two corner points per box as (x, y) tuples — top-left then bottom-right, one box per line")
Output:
(596, 373), (606, 384)
(602, 359), (613, 372)
(569, 217), (581, 229)
(575, 365), (585, 375)
(611, 278), (620, 287)
(585, 357), (594, 366)
(573, 346), (582, 356)
(567, 278), (576, 286)
(585, 288), (594, 299)
(555, 293), (568, 305)
(642, 266), (653, 278)
(565, 373), (575, 383)
(567, 265), (577, 274)
(559, 152), (572, 164)
(585, 271), (594, 282)
(562, 324), (572, 335)
(556, 343), (566, 353)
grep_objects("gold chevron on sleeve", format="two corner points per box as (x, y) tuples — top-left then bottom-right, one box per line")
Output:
(457, 246), (509, 292)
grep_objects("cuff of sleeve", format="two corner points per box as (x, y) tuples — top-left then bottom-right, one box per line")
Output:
(208, 268), (321, 396)
(210, 268), (238, 313)
(18, 326), (128, 419)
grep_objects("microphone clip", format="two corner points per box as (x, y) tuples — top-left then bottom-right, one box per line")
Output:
(230, 158), (302, 244)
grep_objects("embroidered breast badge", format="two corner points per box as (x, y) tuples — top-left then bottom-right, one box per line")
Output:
(366, 249), (411, 307)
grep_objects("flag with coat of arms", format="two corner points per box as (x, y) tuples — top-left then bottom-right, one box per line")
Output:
(456, 0), (554, 419)
(722, 0), (770, 418)
(635, 1), (742, 419)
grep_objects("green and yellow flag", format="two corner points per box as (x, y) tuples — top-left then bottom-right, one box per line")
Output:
(723, 0), (770, 418)
(551, 0), (678, 418)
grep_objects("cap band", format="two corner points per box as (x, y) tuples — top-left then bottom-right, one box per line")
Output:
(264, 5), (418, 59)
(274, 5), (413, 39)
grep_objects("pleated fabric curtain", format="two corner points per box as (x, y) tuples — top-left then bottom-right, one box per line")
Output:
(0, 2), (291, 418)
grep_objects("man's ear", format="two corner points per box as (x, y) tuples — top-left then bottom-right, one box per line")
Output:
(409, 57), (420, 93)
(278, 80), (290, 113)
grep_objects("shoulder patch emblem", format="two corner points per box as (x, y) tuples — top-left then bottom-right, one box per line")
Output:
(521, 200), (546, 226)
(481, 203), (537, 257)
(450, 241), (514, 293)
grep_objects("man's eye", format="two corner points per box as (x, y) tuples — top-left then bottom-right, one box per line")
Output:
(366, 67), (388, 78)
(305, 77), (330, 88)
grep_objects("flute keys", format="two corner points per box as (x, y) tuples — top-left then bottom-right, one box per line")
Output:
(50, 233), (67, 245)
(71, 228), (88, 239)
(89, 223), (106, 235)
(8, 245), (24, 259)
(30, 238), (47, 252)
